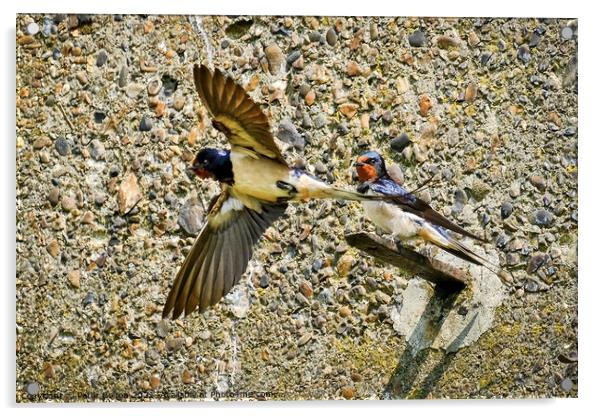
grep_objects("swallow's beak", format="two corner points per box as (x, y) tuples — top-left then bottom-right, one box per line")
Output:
(353, 161), (365, 167)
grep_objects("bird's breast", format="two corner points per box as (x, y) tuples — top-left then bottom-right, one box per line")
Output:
(230, 150), (295, 202)
(362, 196), (423, 239)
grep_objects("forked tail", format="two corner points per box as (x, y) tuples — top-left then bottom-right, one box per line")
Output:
(419, 225), (503, 276)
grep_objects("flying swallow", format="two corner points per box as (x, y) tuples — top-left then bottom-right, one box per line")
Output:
(163, 65), (389, 319)
(354, 151), (500, 274)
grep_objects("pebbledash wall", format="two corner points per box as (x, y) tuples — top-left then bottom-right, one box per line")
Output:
(16, 14), (577, 401)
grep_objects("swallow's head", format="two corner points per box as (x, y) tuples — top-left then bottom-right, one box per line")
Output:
(191, 148), (231, 180)
(354, 151), (386, 182)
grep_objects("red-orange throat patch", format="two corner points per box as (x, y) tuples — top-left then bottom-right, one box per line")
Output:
(356, 164), (377, 182)
(195, 167), (212, 179)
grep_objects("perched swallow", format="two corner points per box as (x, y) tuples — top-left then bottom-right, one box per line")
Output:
(162, 65), (389, 319)
(354, 151), (500, 274)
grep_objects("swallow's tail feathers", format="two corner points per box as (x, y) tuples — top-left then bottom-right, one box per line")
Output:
(418, 225), (501, 275)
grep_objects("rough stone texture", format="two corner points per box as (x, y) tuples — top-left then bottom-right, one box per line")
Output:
(16, 15), (578, 402)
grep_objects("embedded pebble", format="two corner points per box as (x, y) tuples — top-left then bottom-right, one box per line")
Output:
(390, 133), (411, 153)
(326, 27), (337, 46)
(118, 65), (128, 87)
(297, 332), (312, 347)
(341, 386), (354, 399)
(339, 103), (358, 119)
(509, 183), (521, 198)
(530, 175), (546, 191)
(524, 280), (539, 293)
(81, 211), (95, 224)
(89, 139), (106, 160)
(527, 253), (548, 274)
(265, 42), (284, 75)
(501, 202), (513, 219)
(560, 378), (573, 392)
(61, 195), (76, 212)
(156, 320), (169, 338)
(26, 382), (40, 396)
(47, 239), (60, 257)
(27, 22), (40, 36)
(561, 27), (573, 40)
(467, 31), (480, 47)
(147, 78), (162, 96)
(346, 61), (361, 77)
(437, 35), (460, 49)
(517, 44), (531, 63)
(67, 270), (81, 288)
(178, 199), (205, 235)
(465, 82), (478, 102)
(33, 136), (52, 149)
(139, 117), (153, 132)
(408, 30), (426, 47)
(96, 49), (108, 67)
(418, 95), (432, 117)
(166, 337), (185, 352)
(43, 363), (55, 379)
(534, 209), (554, 227)
(339, 305), (351, 317)
(117, 172), (142, 214)
(48, 188), (60, 206)
(286, 50), (301, 66)
(276, 119), (305, 149)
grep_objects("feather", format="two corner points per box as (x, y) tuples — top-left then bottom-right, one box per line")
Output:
(192, 64), (287, 163)
(162, 191), (287, 319)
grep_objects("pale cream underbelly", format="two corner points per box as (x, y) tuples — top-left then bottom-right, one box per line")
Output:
(230, 149), (329, 204)
(362, 200), (423, 240)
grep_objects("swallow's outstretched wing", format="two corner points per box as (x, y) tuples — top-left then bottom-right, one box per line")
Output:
(193, 64), (286, 163)
(162, 191), (287, 319)
(368, 179), (486, 243)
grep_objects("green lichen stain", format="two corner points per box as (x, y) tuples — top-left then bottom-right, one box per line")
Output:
(334, 333), (399, 373)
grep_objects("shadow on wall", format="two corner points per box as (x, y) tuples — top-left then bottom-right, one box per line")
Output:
(384, 284), (479, 399)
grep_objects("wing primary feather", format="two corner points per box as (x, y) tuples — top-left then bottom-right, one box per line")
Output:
(193, 65), (211, 113)
(199, 230), (225, 311)
(237, 218), (253, 266)
(181, 232), (215, 316)
(411, 200), (485, 242)
(212, 230), (231, 305)
(229, 86), (248, 113)
(221, 77), (238, 111)
(213, 69), (226, 110)
(164, 228), (209, 319)
(246, 210), (266, 242)
(184, 232), (217, 316)
(173, 230), (213, 318)
(209, 231), (226, 307)
(229, 219), (249, 291)
(192, 63), (286, 163)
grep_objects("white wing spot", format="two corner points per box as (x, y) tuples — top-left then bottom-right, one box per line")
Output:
(220, 197), (244, 215)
